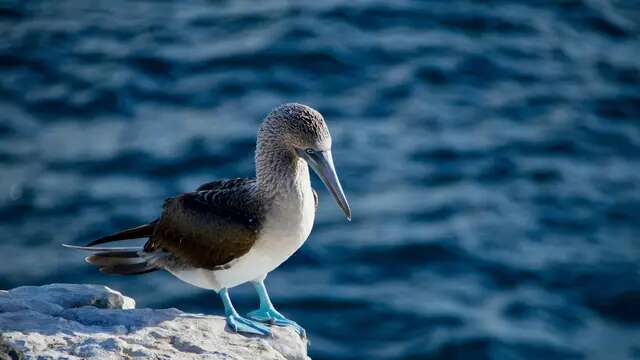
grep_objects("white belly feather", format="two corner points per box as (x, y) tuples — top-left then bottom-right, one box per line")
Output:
(167, 184), (316, 291)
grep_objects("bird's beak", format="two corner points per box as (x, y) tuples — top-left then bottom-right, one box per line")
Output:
(298, 149), (352, 221)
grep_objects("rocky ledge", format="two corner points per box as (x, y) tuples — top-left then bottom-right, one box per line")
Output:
(0, 284), (309, 360)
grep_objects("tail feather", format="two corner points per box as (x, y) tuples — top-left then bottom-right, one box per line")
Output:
(64, 220), (161, 276)
(86, 221), (157, 247)
(65, 245), (161, 276)
(86, 251), (144, 266)
(99, 262), (159, 275)
(62, 244), (141, 252)
(88, 250), (160, 275)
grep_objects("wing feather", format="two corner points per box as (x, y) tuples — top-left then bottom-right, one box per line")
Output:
(144, 178), (262, 270)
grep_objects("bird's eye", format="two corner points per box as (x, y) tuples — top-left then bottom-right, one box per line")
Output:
(305, 148), (315, 155)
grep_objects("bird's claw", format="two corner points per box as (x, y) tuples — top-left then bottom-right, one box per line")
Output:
(247, 308), (306, 337)
(226, 313), (271, 336)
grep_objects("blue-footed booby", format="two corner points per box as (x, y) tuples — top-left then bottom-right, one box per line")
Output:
(64, 103), (351, 336)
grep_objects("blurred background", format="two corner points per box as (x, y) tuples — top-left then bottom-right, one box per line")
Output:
(1, 1), (639, 359)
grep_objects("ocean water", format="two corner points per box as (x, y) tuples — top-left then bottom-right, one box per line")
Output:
(1, 1), (639, 359)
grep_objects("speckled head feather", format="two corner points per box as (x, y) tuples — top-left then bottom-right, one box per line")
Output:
(258, 103), (331, 151)
(255, 103), (333, 194)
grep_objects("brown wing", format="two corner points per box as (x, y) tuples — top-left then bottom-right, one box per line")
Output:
(144, 178), (262, 270)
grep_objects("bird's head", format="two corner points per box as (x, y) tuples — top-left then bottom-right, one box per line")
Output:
(259, 103), (351, 221)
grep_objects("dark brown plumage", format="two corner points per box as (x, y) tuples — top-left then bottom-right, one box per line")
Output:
(145, 178), (264, 270)
(79, 178), (264, 274)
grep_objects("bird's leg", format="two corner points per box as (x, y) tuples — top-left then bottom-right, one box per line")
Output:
(247, 279), (306, 337)
(218, 288), (271, 336)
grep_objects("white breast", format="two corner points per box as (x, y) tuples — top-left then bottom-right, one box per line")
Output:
(168, 183), (316, 291)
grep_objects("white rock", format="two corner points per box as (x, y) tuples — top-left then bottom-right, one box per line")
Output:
(0, 284), (309, 360)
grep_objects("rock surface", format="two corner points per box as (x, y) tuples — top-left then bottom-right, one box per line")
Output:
(0, 284), (309, 360)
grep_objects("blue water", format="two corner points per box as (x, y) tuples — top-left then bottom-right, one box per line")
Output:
(1, 1), (640, 359)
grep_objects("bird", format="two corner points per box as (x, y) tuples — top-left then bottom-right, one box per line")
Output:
(64, 103), (351, 337)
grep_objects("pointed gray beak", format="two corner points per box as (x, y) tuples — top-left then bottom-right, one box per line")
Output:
(297, 149), (351, 221)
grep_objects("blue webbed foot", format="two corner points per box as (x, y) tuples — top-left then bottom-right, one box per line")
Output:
(226, 313), (271, 336)
(247, 308), (306, 337)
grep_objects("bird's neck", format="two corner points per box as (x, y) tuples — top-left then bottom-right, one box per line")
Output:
(255, 144), (311, 206)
